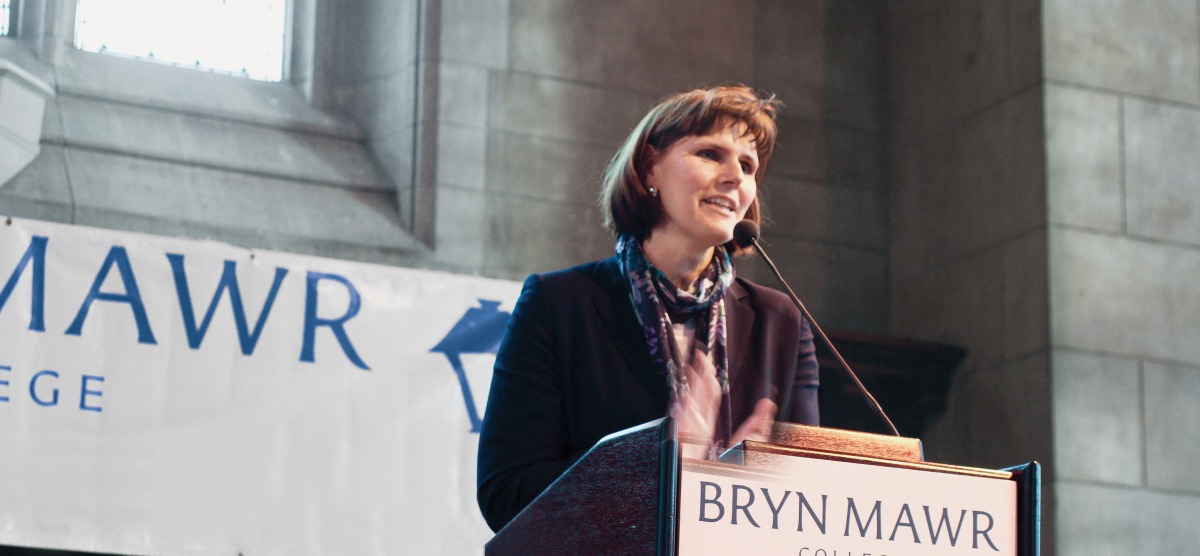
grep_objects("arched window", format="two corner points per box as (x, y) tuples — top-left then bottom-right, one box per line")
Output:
(73, 0), (289, 82)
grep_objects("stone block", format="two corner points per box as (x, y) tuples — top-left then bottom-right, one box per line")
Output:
(0, 195), (72, 224)
(1144, 361), (1200, 493)
(1003, 229), (1048, 358)
(968, 353), (1052, 468)
(1051, 350), (1141, 485)
(1125, 98), (1200, 246)
(932, 91), (1044, 257)
(55, 95), (388, 191)
(887, 137), (934, 283)
(484, 195), (611, 279)
(883, 0), (934, 36)
(438, 62), (489, 128)
(892, 246), (1006, 371)
(0, 42), (54, 87)
(888, 1), (1037, 132)
(485, 131), (612, 205)
(768, 115), (825, 182)
(0, 61), (51, 187)
(39, 94), (64, 141)
(825, 0), (883, 131)
(826, 126), (882, 191)
(0, 146), (74, 221)
(737, 236), (887, 332)
(918, 372), (974, 466)
(822, 245), (887, 332)
(922, 0), (1011, 129)
(333, 67), (418, 137)
(370, 128), (416, 194)
(432, 185), (487, 272)
(891, 91), (1045, 277)
(441, 0), (509, 68)
(752, 0), (825, 122)
(332, 0), (419, 82)
(1006, 0), (1042, 91)
(1050, 228), (1200, 363)
(436, 124), (486, 190)
(61, 148), (423, 264)
(884, 11), (936, 138)
(758, 176), (885, 249)
(1045, 0), (1200, 104)
(1057, 482), (1200, 555)
(489, 72), (654, 147)
(510, 0), (754, 96)
(0, 143), (35, 192)
(1045, 85), (1122, 232)
(0, 67), (50, 142)
(922, 354), (1052, 472)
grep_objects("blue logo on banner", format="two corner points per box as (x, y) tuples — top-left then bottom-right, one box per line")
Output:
(430, 299), (510, 433)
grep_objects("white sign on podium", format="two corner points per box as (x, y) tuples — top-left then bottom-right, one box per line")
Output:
(678, 454), (1017, 556)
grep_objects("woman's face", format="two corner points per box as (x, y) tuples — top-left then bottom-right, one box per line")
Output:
(645, 122), (759, 253)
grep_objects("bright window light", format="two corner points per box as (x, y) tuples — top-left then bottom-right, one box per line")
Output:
(1, 1), (11, 36)
(74, 0), (289, 82)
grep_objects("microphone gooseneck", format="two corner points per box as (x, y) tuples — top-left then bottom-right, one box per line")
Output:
(733, 219), (901, 437)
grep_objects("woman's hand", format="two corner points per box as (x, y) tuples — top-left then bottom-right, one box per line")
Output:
(730, 398), (777, 447)
(676, 348), (722, 458)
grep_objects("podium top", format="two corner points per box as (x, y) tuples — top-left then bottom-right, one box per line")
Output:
(747, 421), (924, 462)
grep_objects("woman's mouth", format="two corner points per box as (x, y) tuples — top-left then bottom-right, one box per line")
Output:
(703, 197), (736, 213)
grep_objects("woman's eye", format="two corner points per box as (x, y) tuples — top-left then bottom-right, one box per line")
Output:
(698, 150), (718, 161)
(740, 161), (753, 174)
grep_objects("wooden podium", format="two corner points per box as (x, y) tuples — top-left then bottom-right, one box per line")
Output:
(485, 418), (1039, 555)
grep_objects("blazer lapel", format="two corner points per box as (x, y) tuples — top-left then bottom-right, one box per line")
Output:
(724, 279), (755, 388)
(590, 258), (667, 399)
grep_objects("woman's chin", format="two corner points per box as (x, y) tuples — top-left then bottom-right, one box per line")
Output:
(704, 229), (736, 249)
(712, 222), (739, 245)
(648, 220), (736, 252)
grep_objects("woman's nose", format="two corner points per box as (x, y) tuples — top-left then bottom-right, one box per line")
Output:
(718, 159), (744, 187)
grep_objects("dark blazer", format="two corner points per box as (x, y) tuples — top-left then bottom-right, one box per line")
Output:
(476, 256), (819, 532)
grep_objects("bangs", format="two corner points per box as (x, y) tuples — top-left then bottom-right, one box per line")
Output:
(645, 88), (779, 180)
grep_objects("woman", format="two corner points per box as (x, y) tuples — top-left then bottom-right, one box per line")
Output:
(476, 85), (819, 533)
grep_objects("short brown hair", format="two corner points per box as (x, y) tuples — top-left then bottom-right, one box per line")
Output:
(600, 84), (781, 255)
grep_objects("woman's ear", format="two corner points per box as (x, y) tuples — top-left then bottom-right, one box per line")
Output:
(641, 145), (660, 179)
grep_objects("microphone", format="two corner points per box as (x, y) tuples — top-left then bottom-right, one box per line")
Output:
(733, 220), (901, 437)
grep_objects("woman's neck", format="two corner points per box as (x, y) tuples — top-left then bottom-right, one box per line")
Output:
(642, 234), (714, 291)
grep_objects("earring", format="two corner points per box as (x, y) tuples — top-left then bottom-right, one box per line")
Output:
(648, 187), (658, 197)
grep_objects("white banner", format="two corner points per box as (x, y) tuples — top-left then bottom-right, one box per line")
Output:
(0, 217), (522, 555)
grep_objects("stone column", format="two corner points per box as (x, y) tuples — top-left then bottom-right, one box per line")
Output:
(1044, 1), (1200, 553)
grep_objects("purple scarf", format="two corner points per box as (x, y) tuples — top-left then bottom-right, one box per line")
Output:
(616, 234), (734, 449)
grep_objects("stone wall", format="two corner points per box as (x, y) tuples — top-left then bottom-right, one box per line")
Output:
(1044, 1), (1200, 553)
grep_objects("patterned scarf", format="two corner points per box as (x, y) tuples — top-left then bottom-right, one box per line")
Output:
(615, 234), (734, 451)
